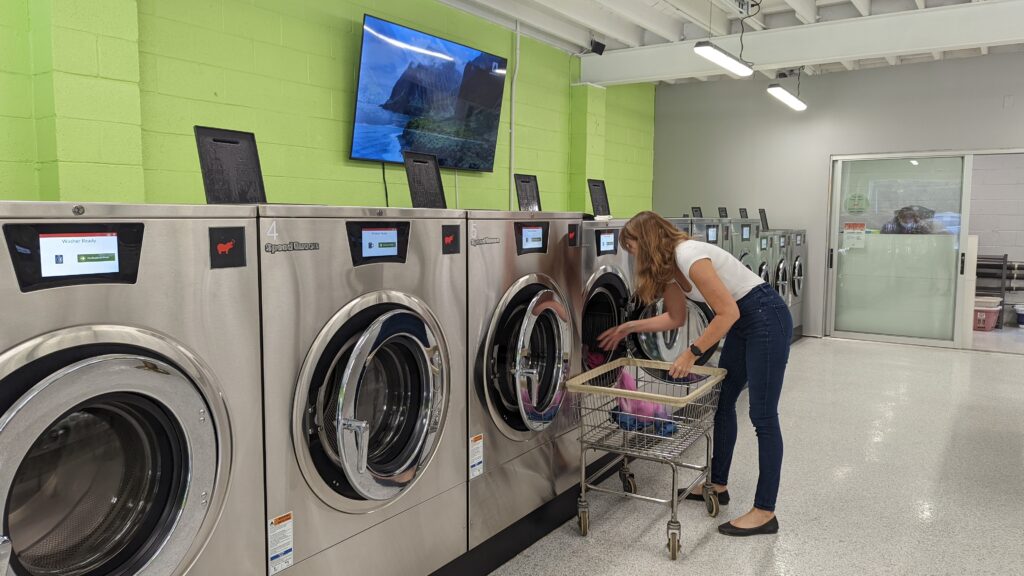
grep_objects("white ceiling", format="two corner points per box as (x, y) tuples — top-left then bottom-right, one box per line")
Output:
(439, 0), (1024, 83)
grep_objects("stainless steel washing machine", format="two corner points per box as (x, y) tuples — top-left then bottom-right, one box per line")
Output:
(666, 217), (691, 235)
(756, 229), (774, 286)
(790, 229), (806, 335)
(689, 218), (725, 253)
(467, 210), (579, 549)
(727, 219), (761, 272)
(0, 202), (264, 576)
(259, 205), (467, 576)
(579, 219), (632, 373)
(774, 230), (793, 307)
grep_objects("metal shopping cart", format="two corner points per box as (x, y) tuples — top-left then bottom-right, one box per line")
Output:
(567, 358), (726, 560)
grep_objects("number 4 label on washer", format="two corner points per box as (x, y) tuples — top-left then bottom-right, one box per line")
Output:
(469, 434), (484, 479)
(268, 512), (294, 575)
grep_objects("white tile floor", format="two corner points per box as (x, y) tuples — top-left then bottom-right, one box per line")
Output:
(972, 327), (1024, 355)
(492, 338), (1024, 576)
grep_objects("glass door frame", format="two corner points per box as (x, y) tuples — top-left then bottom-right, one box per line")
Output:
(824, 151), (975, 349)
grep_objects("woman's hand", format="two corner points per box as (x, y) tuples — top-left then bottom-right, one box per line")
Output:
(597, 323), (632, 351)
(669, 350), (697, 379)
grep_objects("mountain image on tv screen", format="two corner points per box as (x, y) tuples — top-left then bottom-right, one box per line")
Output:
(351, 15), (508, 172)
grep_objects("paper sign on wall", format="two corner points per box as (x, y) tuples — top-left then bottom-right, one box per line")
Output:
(843, 222), (866, 249)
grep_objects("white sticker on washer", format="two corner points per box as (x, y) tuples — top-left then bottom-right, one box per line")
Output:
(268, 512), (294, 575)
(470, 434), (484, 479)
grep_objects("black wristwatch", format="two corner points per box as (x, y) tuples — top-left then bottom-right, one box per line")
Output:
(689, 344), (703, 357)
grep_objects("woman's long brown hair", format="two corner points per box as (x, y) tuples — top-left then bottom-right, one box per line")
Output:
(621, 211), (690, 304)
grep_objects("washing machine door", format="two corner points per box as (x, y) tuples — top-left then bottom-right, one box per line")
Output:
(484, 275), (572, 437)
(0, 355), (216, 576)
(775, 260), (790, 299)
(627, 299), (717, 366)
(738, 251), (754, 271)
(792, 257), (804, 298)
(299, 294), (447, 508)
(759, 261), (771, 283)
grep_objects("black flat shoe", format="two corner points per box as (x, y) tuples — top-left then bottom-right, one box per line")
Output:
(680, 489), (730, 505)
(718, 516), (779, 537)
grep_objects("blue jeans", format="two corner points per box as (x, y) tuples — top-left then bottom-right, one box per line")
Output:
(711, 283), (792, 512)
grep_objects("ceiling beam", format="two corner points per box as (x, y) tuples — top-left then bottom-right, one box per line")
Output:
(438, 0), (591, 49)
(840, 60), (858, 70)
(661, 0), (731, 36)
(980, 45), (989, 55)
(581, 0), (1024, 84)
(781, 0), (818, 24)
(592, 0), (686, 43)
(849, 0), (870, 17)
(885, 54), (899, 65)
(524, 0), (647, 47)
(931, 50), (943, 60)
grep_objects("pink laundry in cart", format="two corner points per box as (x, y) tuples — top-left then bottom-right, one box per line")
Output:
(616, 369), (670, 423)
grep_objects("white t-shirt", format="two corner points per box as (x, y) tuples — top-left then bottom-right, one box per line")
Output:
(674, 240), (765, 303)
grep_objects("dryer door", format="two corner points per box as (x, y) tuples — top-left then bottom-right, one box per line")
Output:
(792, 256), (804, 298)
(738, 250), (754, 271)
(0, 355), (216, 576)
(301, 298), (447, 508)
(485, 277), (572, 438)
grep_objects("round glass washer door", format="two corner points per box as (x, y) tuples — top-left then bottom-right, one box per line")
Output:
(0, 355), (216, 576)
(775, 260), (790, 299)
(295, 292), (448, 512)
(792, 257), (804, 298)
(484, 275), (572, 439)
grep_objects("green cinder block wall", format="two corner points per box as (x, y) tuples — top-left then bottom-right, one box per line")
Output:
(0, 0), (654, 216)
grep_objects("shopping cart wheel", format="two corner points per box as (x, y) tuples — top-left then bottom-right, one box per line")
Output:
(704, 492), (720, 517)
(668, 533), (680, 560)
(622, 475), (638, 494)
(578, 509), (590, 536)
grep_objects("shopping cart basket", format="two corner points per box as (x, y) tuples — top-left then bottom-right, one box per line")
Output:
(567, 357), (726, 560)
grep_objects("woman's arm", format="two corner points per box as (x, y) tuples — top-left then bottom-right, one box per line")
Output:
(596, 283), (687, 350)
(667, 258), (740, 377)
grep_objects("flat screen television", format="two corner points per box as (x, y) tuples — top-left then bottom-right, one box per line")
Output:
(351, 15), (508, 172)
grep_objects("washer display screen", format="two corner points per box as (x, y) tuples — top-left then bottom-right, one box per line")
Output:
(706, 226), (718, 244)
(522, 227), (544, 250)
(39, 232), (120, 277)
(742, 225), (751, 241)
(361, 228), (399, 258)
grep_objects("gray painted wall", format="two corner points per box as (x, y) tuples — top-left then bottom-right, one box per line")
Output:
(654, 53), (1024, 337)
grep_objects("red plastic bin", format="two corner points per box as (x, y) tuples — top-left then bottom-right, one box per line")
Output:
(974, 307), (1000, 331)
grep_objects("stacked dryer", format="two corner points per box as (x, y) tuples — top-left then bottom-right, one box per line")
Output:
(466, 210), (580, 550)
(0, 202), (264, 576)
(259, 206), (468, 576)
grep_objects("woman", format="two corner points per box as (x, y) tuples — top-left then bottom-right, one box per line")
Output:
(598, 211), (792, 536)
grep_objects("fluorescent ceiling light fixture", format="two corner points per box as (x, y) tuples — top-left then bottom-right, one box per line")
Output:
(767, 84), (808, 111)
(363, 25), (454, 61)
(693, 40), (753, 77)
(910, 160), (920, 166)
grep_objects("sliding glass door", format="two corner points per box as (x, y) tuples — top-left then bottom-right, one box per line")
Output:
(826, 155), (972, 346)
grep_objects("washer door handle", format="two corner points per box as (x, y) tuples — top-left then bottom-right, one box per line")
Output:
(339, 419), (370, 474)
(1, 535), (11, 574)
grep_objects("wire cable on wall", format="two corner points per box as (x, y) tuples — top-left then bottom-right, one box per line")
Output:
(381, 162), (389, 207)
(509, 20), (522, 211)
